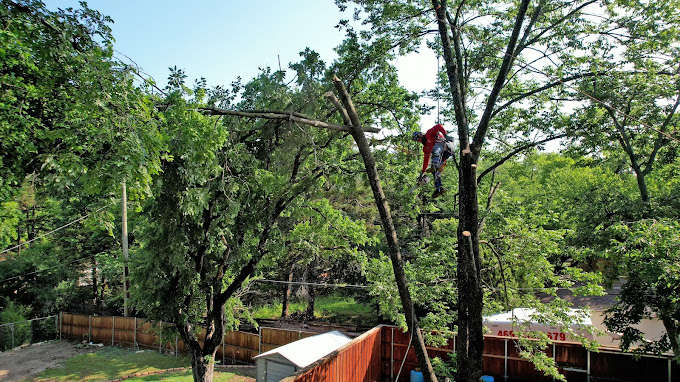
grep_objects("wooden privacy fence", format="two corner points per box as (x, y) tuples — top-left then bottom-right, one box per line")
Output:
(380, 327), (678, 382)
(59, 313), (261, 364)
(59, 314), (678, 382)
(281, 326), (678, 382)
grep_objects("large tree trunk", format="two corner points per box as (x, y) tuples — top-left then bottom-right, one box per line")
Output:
(190, 347), (217, 382)
(330, 77), (438, 382)
(635, 170), (650, 204)
(281, 264), (294, 318)
(660, 314), (680, 363)
(306, 258), (319, 319)
(431, 0), (531, 380)
(92, 256), (99, 311)
(177, 312), (224, 382)
(456, 151), (485, 382)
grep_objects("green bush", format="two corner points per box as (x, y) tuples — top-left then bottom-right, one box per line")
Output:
(0, 300), (32, 351)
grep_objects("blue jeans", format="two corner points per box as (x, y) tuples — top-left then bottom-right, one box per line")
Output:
(431, 142), (444, 190)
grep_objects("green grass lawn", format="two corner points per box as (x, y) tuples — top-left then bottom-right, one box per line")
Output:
(28, 347), (252, 382)
(251, 294), (375, 325)
(125, 369), (250, 381)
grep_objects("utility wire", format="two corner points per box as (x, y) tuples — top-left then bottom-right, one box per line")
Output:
(0, 251), (107, 284)
(0, 203), (110, 256)
(253, 279), (369, 289)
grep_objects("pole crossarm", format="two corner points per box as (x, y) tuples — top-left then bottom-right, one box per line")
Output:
(197, 106), (381, 133)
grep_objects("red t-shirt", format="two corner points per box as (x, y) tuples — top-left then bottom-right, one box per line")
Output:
(421, 124), (446, 172)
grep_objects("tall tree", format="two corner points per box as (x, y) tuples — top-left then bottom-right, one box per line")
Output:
(131, 59), (377, 381)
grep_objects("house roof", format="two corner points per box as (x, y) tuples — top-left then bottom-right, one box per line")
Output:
(253, 330), (351, 368)
(536, 280), (624, 311)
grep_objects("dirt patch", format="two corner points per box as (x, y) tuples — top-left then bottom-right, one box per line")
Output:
(0, 340), (95, 382)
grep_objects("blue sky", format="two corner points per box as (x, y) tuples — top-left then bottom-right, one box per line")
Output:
(45, 1), (347, 87)
(44, 0), (440, 127)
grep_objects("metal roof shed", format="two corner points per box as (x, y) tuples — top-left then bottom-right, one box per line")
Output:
(253, 330), (351, 382)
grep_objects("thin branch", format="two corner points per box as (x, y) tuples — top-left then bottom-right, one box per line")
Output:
(642, 90), (680, 176)
(478, 180), (501, 234)
(197, 106), (380, 133)
(356, 101), (405, 130)
(477, 133), (567, 184)
(492, 71), (609, 119)
(522, 0), (598, 49)
(481, 240), (509, 308)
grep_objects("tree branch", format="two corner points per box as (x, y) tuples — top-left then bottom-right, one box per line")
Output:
(642, 90), (680, 176)
(434, 0), (469, 146)
(472, 0), (532, 155)
(196, 106), (380, 133)
(477, 133), (567, 184)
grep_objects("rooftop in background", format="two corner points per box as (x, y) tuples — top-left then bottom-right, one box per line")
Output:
(536, 280), (624, 311)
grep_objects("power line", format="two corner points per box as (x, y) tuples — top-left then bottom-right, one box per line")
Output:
(0, 203), (111, 256)
(0, 252), (105, 284)
(254, 279), (369, 289)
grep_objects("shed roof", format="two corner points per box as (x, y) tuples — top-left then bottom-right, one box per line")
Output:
(253, 330), (351, 368)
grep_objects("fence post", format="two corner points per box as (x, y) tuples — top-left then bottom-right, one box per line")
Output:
(587, 349), (591, 382)
(669, 358), (672, 382)
(134, 317), (137, 349)
(222, 338), (225, 365)
(88, 315), (91, 343)
(112, 316), (115, 346)
(159, 321), (162, 354)
(10, 323), (14, 349)
(504, 338), (508, 382)
(175, 334), (178, 357)
(58, 313), (62, 340)
(552, 343), (556, 382)
(390, 327), (394, 382)
(258, 327), (261, 355)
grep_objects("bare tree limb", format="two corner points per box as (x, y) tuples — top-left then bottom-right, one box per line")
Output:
(330, 75), (438, 382)
(197, 106), (380, 133)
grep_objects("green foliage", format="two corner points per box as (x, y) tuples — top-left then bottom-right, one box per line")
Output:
(0, 0), (164, 199)
(431, 353), (457, 381)
(0, 300), (31, 350)
(124, 370), (250, 382)
(252, 295), (375, 325)
(0, 193), (122, 316)
(603, 219), (680, 359)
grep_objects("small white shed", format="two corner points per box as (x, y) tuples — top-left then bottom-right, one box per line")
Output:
(253, 330), (351, 382)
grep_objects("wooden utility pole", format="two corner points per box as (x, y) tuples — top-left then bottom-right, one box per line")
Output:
(122, 181), (129, 317)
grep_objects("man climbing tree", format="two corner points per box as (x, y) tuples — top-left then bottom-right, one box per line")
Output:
(412, 124), (453, 197)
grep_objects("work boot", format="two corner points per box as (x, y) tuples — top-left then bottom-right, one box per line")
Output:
(432, 187), (447, 198)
